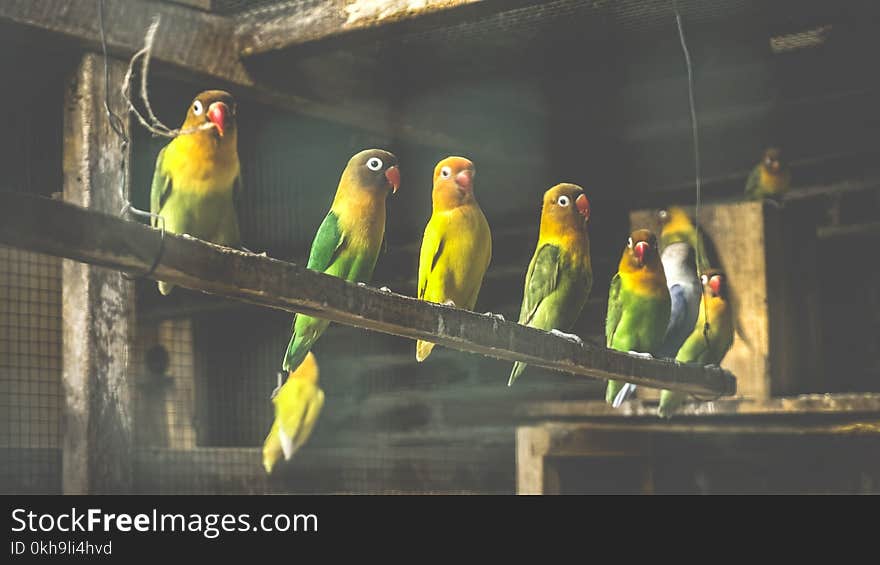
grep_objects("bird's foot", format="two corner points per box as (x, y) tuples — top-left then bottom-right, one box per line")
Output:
(483, 312), (506, 321)
(356, 282), (367, 287)
(270, 371), (285, 399)
(550, 329), (583, 345)
(442, 300), (457, 307)
(627, 350), (654, 360)
(378, 286), (392, 293)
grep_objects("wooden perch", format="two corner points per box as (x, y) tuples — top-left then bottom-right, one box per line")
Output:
(0, 192), (736, 397)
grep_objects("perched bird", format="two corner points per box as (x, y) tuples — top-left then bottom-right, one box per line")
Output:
(605, 229), (670, 406)
(508, 183), (592, 385)
(659, 269), (734, 418)
(150, 90), (242, 295)
(263, 352), (324, 474)
(416, 157), (492, 362)
(745, 147), (790, 201)
(656, 207), (702, 359)
(282, 149), (400, 373)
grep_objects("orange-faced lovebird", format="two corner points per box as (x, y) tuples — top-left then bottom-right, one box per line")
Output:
(659, 269), (734, 418)
(605, 230), (670, 406)
(282, 149), (400, 373)
(263, 352), (324, 473)
(416, 157), (492, 362)
(656, 207), (702, 360)
(745, 147), (790, 201)
(150, 90), (242, 295)
(508, 184), (592, 385)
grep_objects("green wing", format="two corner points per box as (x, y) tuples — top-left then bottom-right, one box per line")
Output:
(605, 273), (623, 347)
(150, 147), (172, 227)
(519, 244), (560, 325)
(744, 165), (761, 200)
(307, 210), (345, 273)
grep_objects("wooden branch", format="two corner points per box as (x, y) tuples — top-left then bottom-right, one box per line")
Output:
(236, 0), (537, 57)
(0, 192), (736, 397)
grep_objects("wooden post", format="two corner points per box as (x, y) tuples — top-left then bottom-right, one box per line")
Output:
(61, 53), (134, 494)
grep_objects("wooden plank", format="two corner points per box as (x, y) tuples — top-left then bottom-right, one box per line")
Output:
(0, 192), (736, 397)
(236, 0), (537, 57)
(523, 394), (880, 419)
(61, 53), (134, 494)
(0, 0), (459, 148)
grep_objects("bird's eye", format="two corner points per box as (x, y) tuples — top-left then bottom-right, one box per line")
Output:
(627, 237), (633, 248)
(366, 157), (383, 171)
(658, 209), (669, 220)
(701, 275), (709, 284)
(192, 100), (204, 116)
(557, 195), (570, 207)
(440, 166), (452, 178)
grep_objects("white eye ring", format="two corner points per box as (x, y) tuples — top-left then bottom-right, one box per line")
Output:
(701, 275), (709, 284)
(440, 166), (452, 178)
(192, 100), (204, 116)
(557, 195), (570, 207)
(367, 157), (383, 171)
(627, 237), (633, 248)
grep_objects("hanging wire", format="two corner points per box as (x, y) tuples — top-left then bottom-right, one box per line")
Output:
(672, 1), (722, 402)
(98, 0), (168, 279)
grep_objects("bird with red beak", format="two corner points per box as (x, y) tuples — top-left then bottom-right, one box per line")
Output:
(150, 89), (242, 295)
(416, 156), (492, 362)
(605, 229), (670, 406)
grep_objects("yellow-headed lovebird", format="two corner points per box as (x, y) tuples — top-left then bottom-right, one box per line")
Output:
(282, 149), (400, 373)
(508, 184), (592, 385)
(416, 157), (491, 362)
(656, 207), (701, 360)
(605, 229), (670, 406)
(659, 269), (734, 418)
(263, 352), (324, 474)
(745, 147), (790, 201)
(151, 90), (242, 295)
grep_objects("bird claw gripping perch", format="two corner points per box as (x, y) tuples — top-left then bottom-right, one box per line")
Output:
(483, 312), (506, 321)
(627, 350), (654, 360)
(379, 286), (392, 293)
(442, 300), (457, 307)
(550, 329), (583, 345)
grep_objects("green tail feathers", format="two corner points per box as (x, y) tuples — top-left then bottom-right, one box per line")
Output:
(508, 362), (527, 386)
(605, 379), (625, 405)
(658, 390), (687, 419)
(283, 315), (329, 373)
(158, 281), (174, 296)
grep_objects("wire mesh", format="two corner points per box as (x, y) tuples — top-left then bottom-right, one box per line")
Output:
(0, 246), (63, 494)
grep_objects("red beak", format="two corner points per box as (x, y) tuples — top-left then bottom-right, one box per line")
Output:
(575, 193), (590, 220)
(385, 166), (400, 193)
(207, 102), (228, 137)
(709, 275), (723, 296)
(455, 170), (473, 192)
(633, 241), (649, 264)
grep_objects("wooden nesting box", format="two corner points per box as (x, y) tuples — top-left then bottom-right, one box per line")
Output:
(630, 200), (824, 400)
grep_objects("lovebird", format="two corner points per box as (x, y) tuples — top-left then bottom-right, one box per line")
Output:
(656, 207), (702, 359)
(282, 149), (400, 373)
(150, 90), (242, 295)
(508, 183), (592, 385)
(745, 147), (790, 201)
(605, 229), (670, 406)
(262, 352), (324, 474)
(416, 157), (492, 362)
(659, 269), (734, 418)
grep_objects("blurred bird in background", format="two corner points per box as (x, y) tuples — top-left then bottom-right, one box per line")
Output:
(745, 147), (790, 201)
(509, 183), (592, 385)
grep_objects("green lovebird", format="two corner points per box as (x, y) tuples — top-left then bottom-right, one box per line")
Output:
(150, 90), (242, 295)
(659, 269), (734, 418)
(509, 183), (592, 385)
(745, 147), (790, 201)
(282, 149), (400, 373)
(605, 229), (670, 406)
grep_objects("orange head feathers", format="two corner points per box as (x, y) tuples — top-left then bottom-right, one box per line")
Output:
(539, 183), (590, 242)
(432, 156), (476, 210)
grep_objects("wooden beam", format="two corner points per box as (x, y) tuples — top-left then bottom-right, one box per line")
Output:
(0, 0), (460, 148)
(0, 192), (736, 398)
(236, 0), (536, 58)
(61, 53), (134, 494)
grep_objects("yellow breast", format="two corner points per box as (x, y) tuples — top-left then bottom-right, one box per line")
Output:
(162, 132), (239, 194)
